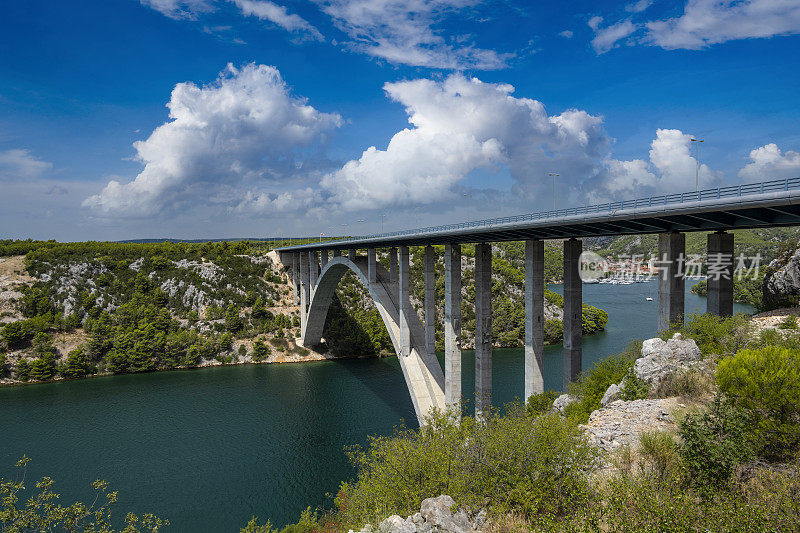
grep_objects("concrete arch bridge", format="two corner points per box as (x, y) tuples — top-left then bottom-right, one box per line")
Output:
(280, 178), (800, 424)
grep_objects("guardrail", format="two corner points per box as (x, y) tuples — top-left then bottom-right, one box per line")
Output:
(292, 177), (800, 247)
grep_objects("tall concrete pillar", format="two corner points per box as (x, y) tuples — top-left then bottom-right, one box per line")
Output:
(563, 238), (582, 389)
(525, 239), (545, 400)
(658, 232), (686, 331)
(389, 248), (398, 286)
(424, 246), (436, 357)
(398, 246), (411, 357)
(292, 252), (299, 306)
(309, 251), (319, 293)
(707, 231), (734, 317)
(444, 244), (462, 410)
(349, 249), (357, 263)
(320, 249), (329, 269)
(367, 248), (377, 285)
(332, 249), (341, 257)
(474, 243), (492, 419)
(299, 252), (309, 338)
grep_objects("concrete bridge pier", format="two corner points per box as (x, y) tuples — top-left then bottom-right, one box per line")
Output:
(332, 249), (341, 257)
(299, 252), (309, 338)
(444, 244), (462, 411)
(349, 249), (357, 262)
(424, 246), (436, 357)
(563, 238), (583, 389)
(320, 249), (329, 269)
(525, 239), (545, 401)
(309, 251), (319, 298)
(475, 243), (492, 420)
(658, 232), (686, 331)
(367, 248), (377, 284)
(389, 247), (399, 295)
(399, 246), (411, 357)
(292, 252), (300, 306)
(707, 231), (734, 317)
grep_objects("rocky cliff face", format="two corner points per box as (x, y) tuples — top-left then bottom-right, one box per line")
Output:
(764, 242), (800, 309)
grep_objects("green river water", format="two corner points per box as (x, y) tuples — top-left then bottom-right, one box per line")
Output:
(0, 282), (753, 531)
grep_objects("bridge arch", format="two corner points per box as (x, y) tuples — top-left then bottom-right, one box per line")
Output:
(302, 255), (445, 422)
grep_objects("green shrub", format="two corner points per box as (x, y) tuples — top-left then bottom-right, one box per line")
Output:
(717, 346), (800, 461)
(663, 313), (751, 355)
(252, 340), (270, 362)
(61, 347), (94, 379)
(1, 321), (27, 348)
(583, 467), (800, 532)
(654, 368), (713, 399)
(1, 456), (167, 532)
(564, 340), (642, 423)
(14, 359), (30, 381)
(751, 327), (800, 352)
(335, 407), (598, 528)
(526, 390), (559, 417)
(619, 369), (649, 401)
(637, 431), (680, 487)
(677, 398), (753, 491)
(779, 315), (798, 330)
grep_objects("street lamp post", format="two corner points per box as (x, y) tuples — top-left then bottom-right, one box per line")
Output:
(463, 193), (472, 222)
(691, 138), (704, 192)
(549, 173), (560, 212)
(381, 213), (387, 233)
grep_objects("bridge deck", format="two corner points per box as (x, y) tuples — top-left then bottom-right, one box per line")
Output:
(278, 178), (800, 251)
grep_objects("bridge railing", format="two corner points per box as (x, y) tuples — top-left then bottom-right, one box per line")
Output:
(318, 177), (800, 245)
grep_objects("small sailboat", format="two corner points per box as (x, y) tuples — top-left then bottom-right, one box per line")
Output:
(645, 297), (653, 301)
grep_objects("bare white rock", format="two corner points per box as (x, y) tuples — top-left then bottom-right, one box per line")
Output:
(552, 393), (577, 413)
(634, 333), (701, 386)
(601, 383), (621, 406)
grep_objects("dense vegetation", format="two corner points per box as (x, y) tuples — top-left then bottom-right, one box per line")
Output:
(1, 240), (303, 383)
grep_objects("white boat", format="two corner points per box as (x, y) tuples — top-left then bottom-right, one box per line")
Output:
(646, 297), (653, 301)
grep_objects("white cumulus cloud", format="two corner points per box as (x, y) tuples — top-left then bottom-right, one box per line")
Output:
(83, 63), (341, 217)
(319, 74), (611, 210)
(0, 149), (52, 181)
(233, 0), (324, 41)
(739, 143), (800, 181)
(316, 0), (512, 69)
(600, 128), (717, 196)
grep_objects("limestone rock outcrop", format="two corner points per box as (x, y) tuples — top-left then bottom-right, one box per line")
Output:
(764, 244), (800, 308)
(634, 333), (701, 387)
(350, 495), (488, 533)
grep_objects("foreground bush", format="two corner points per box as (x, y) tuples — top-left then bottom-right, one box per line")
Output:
(663, 313), (752, 355)
(334, 407), (599, 528)
(677, 398), (753, 490)
(717, 346), (800, 461)
(563, 340), (644, 423)
(1, 456), (167, 532)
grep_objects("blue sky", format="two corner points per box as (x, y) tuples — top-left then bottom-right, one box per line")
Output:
(1, 0), (799, 240)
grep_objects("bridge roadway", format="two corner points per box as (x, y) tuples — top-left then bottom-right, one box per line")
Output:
(277, 178), (800, 424)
